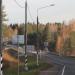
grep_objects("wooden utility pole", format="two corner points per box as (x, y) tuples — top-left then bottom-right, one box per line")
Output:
(36, 9), (39, 66)
(24, 0), (28, 71)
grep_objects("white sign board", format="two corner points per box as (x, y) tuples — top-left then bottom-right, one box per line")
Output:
(18, 35), (24, 44)
(44, 42), (48, 47)
(11, 35), (24, 44)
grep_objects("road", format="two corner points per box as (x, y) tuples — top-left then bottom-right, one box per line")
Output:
(55, 65), (75, 75)
(41, 52), (75, 75)
(39, 64), (63, 75)
(42, 52), (75, 65)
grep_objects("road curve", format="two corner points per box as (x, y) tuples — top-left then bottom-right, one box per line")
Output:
(3, 45), (75, 65)
(41, 51), (75, 66)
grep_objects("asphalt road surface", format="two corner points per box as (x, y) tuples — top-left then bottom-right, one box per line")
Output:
(41, 52), (75, 75)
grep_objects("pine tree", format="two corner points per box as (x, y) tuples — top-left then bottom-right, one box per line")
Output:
(63, 37), (72, 55)
(2, 6), (8, 24)
(42, 24), (51, 42)
(70, 31), (75, 49)
(2, 6), (8, 37)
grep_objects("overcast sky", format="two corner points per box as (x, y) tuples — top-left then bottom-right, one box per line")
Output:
(3, 0), (75, 24)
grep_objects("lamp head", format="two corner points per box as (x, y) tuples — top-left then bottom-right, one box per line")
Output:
(50, 4), (55, 6)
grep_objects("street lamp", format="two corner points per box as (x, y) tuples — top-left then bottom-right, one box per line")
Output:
(36, 4), (55, 66)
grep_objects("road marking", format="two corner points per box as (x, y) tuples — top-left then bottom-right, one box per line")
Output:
(61, 66), (65, 75)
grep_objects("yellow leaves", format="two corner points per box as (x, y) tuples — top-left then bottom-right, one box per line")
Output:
(56, 36), (63, 51)
(4, 27), (12, 38)
(3, 27), (18, 40)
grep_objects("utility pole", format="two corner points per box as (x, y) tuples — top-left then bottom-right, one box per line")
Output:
(0, 0), (3, 75)
(36, 9), (39, 66)
(24, 0), (28, 71)
(17, 25), (19, 75)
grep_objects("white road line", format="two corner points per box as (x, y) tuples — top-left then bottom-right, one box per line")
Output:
(61, 66), (66, 75)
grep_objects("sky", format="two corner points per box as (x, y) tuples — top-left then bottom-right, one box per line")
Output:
(2, 0), (75, 24)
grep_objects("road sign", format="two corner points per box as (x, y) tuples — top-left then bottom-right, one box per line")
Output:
(44, 42), (48, 47)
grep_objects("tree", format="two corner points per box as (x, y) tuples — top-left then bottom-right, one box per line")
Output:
(2, 24), (8, 36)
(70, 31), (75, 50)
(27, 32), (37, 46)
(41, 24), (51, 42)
(18, 23), (34, 35)
(56, 23), (62, 36)
(2, 6), (8, 37)
(48, 41), (56, 52)
(48, 32), (57, 52)
(63, 37), (72, 56)
(18, 24), (25, 35)
(2, 6), (8, 24)
(40, 24), (51, 50)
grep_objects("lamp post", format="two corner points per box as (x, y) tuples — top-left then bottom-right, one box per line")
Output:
(0, 0), (3, 75)
(36, 4), (55, 66)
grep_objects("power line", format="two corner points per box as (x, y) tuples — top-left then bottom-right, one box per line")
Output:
(28, 4), (35, 23)
(14, 0), (25, 8)
(14, 0), (35, 23)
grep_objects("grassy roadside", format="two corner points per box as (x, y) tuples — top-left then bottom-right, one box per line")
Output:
(3, 54), (53, 75)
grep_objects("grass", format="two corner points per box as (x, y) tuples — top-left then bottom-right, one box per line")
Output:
(4, 67), (39, 75)
(3, 55), (53, 75)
